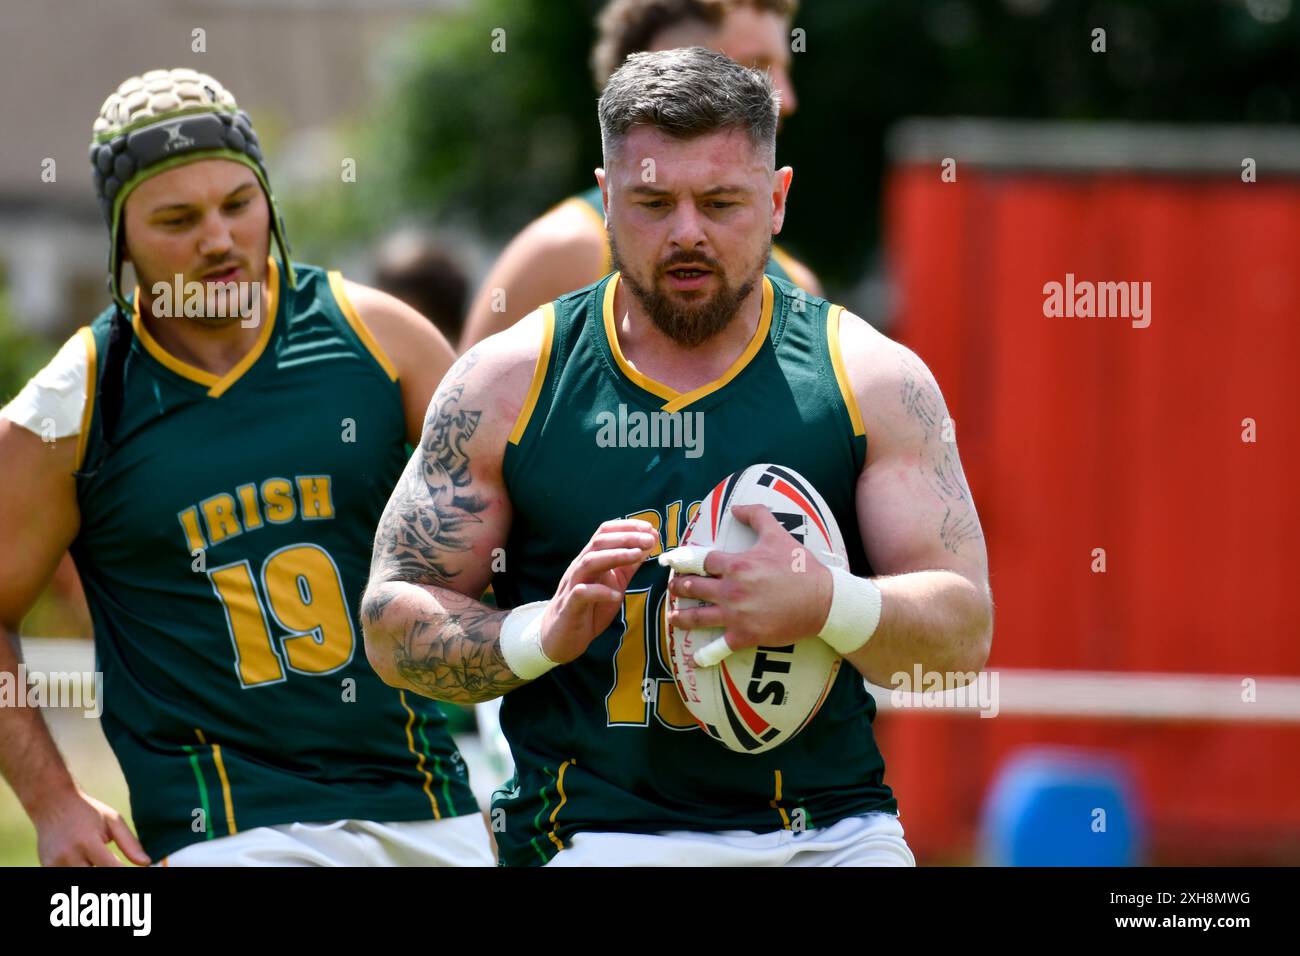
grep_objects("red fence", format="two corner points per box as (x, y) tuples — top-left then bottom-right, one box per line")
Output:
(877, 156), (1300, 864)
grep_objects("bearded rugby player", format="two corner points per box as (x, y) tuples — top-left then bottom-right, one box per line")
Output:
(458, 0), (819, 350)
(363, 48), (991, 866)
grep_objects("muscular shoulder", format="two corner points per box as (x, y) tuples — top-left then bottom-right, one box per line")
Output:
(439, 308), (551, 453)
(508, 201), (607, 285)
(533, 196), (608, 251)
(460, 196), (608, 349)
(835, 309), (947, 462)
(337, 277), (455, 381)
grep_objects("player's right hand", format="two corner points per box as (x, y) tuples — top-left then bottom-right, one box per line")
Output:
(539, 519), (658, 665)
(33, 788), (151, 867)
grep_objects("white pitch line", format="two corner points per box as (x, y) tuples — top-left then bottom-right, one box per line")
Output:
(867, 669), (1300, 721)
(21, 639), (1300, 723)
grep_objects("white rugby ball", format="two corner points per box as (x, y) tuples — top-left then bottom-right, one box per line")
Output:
(666, 463), (845, 755)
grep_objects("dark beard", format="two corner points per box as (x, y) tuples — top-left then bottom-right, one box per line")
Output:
(609, 234), (770, 349)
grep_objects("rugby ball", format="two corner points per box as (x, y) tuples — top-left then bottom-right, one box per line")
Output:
(666, 464), (845, 755)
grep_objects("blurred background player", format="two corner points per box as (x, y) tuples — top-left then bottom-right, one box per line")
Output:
(362, 49), (992, 866)
(458, 0), (819, 350)
(0, 68), (491, 866)
(373, 227), (471, 346)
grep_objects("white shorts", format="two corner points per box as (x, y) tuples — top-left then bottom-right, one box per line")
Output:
(159, 814), (494, 867)
(543, 812), (915, 867)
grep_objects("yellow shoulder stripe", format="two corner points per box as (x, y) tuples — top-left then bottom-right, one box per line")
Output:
(827, 305), (866, 438)
(74, 327), (96, 472)
(328, 271), (399, 382)
(509, 305), (555, 445)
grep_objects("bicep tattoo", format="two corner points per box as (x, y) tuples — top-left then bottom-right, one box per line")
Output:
(899, 355), (984, 555)
(372, 376), (489, 589)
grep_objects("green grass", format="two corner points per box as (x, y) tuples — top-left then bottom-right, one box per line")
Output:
(0, 709), (133, 867)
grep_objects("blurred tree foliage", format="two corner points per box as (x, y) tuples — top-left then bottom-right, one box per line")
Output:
(310, 0), (1300, 288)
(379, 0), (605, 235)
(0, 281), (50, 403)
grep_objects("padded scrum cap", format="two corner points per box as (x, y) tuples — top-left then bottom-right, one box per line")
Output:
(89, 68), (294, 310)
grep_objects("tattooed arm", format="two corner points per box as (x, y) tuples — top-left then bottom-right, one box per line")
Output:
(360, 314), (541, 704)
(835, 310), (993, 687)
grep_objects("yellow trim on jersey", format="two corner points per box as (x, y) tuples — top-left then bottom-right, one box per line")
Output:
(74, 327), (97, 472)
(558, 195), (613, 276)
(327, 271), (400, 382)
(508, 305), (555, 446)
(827, 305), (866, 438)
(133, 295), (217, 388)
(131, 258), (281, 397)
(547, 758), (576, 852)
(195, 728), (238, 835)
(602, 273), (774, 413)
(399, 691), (443, 820)
(210, 744), (238, 835)
(770, 244), (800, 282)
(601, 275), (676, 402)
(663, 277), (772, 413)
(771, 769), (792, 829)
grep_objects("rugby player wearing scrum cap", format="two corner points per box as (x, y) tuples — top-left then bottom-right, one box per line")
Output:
(0, 68), (491, 866)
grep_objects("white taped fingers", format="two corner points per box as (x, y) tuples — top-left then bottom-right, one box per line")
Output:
(658, 545), (714, 576)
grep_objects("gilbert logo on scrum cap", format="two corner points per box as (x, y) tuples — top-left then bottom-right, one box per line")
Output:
(162, 120), (196, 153)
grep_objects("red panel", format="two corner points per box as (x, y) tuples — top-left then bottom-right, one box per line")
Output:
(880, 164), (1300, 862)
(879, 713), (1300, 865)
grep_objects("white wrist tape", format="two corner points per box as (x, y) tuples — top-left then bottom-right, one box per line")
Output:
(499, 601), (557, 680)
(818, 566), (882, 655)
(658, 546), (712, 575)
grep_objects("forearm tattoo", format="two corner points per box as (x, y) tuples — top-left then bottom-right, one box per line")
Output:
(391, 593), (522, 704)
(363, 352), (522, 700)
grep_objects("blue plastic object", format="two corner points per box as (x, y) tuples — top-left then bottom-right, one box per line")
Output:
(979, 748), (1144, 866)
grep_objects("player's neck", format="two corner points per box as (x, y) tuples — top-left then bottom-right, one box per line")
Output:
(613, 279), (763, 394)
(136, 283), (270, 378)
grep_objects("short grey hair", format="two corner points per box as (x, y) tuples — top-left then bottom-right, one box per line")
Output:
(598, 47), (779, 167)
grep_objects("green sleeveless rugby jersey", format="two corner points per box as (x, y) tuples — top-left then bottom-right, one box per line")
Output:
(566, 185), (805, 285)
(491, 271), (897, 867)
(71, 259), (475, 860)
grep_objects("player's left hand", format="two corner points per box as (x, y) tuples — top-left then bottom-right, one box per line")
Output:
(665, 504), (833, 656)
